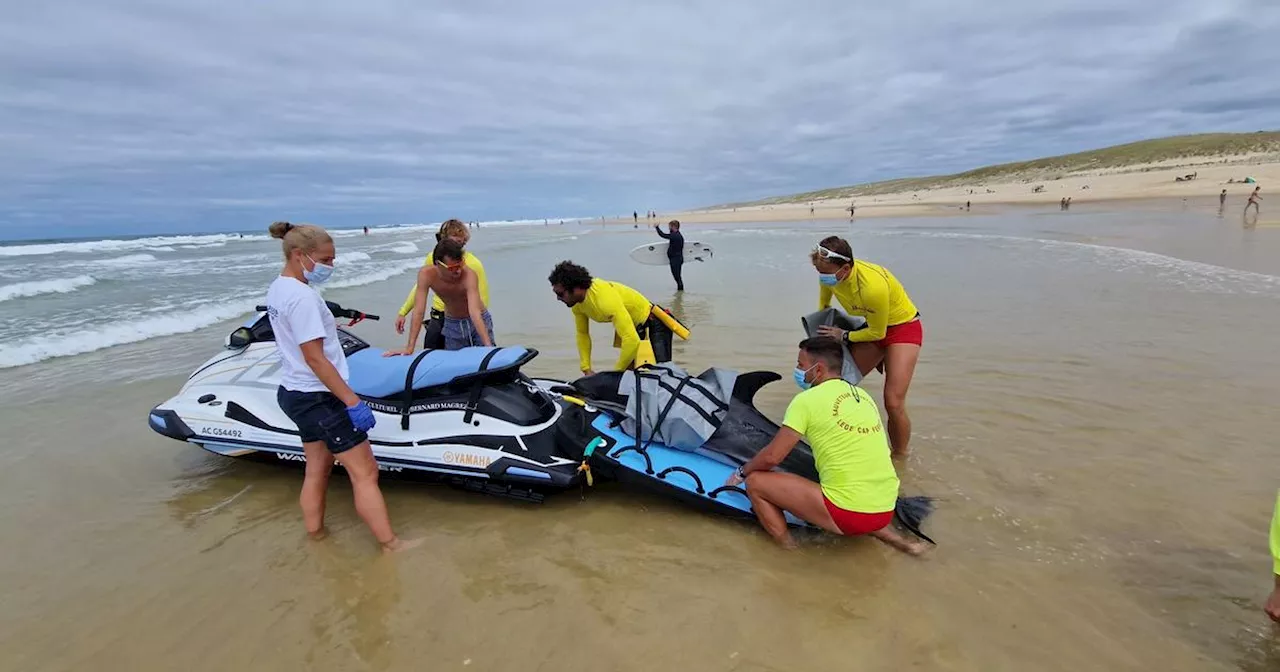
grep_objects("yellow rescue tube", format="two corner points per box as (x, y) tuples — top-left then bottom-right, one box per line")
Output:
(650, 305), (690, 340)
(634, 339), (657, 367)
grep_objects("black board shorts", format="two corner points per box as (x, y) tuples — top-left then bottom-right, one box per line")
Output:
(276, 387), (367, 455)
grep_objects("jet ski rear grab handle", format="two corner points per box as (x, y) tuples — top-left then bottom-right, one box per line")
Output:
(254, 301), (380, 326)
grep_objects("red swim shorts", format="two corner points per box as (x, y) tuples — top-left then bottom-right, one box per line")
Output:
(823, 497), (894, 536)
(875, 318), (923, 348)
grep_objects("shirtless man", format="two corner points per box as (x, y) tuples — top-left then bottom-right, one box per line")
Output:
(386, 238), (493, 354)
(1246, 187), (1262, 214)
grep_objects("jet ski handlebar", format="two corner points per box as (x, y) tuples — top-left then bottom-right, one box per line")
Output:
(252, 302), (380, 324)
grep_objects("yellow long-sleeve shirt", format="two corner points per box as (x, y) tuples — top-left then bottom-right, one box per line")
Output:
(1271, 490), (1280, 574)
(818, 259), (918, 342)
(572, 279), (652, 372)
(398, 251), (489, 317)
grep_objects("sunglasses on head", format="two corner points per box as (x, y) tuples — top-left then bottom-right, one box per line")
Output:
(814, 245), (851, 261)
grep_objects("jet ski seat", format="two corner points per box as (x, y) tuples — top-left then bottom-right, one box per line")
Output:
(346, 346), (537, 399)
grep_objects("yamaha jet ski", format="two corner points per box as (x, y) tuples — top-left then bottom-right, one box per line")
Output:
(146, 301), (582, 501)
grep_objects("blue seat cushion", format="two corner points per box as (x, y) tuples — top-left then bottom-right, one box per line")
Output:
(346, 346), (532, 398)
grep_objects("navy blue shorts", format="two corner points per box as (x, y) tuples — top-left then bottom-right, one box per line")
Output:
(276, 387), (367, 455)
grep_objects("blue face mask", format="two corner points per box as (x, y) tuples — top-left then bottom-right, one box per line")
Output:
(818, 273), (840, 286)
(303, 255), (334, 285)
(793, 364), (818, 390)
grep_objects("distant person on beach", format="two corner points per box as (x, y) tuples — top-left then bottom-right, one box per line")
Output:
(1266, 490), (1280, 622)
(634, 211), (638, 223)
(548, 261), (670, 375)
(809, 236), (922, 458)
(724, 337), (928, 555)
(363, 226), (369, 235)
(1220, 189), (1228, 206)
(654, 219), (685, 291)
(1246, 187), (1262, 214)
(265, 221), (417, 553)
(395, 219), (489, 350)
(390, 238), (494, 353)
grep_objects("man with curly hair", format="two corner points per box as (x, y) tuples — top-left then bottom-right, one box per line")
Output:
(548, 261), (667, 375)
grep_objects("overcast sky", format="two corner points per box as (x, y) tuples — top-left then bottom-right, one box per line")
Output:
(1, 0), (1277, 239)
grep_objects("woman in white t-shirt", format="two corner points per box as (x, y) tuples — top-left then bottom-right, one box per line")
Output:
(266, 221), (418, 553)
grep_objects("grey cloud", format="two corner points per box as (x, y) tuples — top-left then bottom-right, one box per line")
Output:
(0, 0), (1277, 238)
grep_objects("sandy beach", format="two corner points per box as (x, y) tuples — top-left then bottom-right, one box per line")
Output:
(653, 153), (1279, 225)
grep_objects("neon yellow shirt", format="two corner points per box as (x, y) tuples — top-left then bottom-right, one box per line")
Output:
(572, 279), (652, 372)
(398, 251), (489, 317)
(781, 379), (899, 513)
(1272, 489), (1280, 574)
(818, 260), (918, 342)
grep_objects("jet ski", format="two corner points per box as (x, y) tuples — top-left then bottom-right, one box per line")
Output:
(545, 367), (935, 541)
(146, 301), (583, 502)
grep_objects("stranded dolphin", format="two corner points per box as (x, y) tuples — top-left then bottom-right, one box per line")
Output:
(559, 369), (935, 543)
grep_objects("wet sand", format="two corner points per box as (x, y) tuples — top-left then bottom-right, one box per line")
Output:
(3, 203), (1280, 670)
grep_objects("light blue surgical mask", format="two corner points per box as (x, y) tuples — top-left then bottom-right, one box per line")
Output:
(818, 273), (839, 286)
(303, 255), (335, 285)
(793, 363), (818, 390)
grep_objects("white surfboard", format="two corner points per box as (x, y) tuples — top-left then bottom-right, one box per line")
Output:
(629, 241), (714, 266)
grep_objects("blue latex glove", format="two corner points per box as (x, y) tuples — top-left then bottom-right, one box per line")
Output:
(346, 400), (376, 432)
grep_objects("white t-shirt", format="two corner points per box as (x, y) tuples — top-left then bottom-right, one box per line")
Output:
(266, 275), (349, 393)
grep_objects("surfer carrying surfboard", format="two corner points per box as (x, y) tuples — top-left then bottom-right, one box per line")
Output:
(654, 219), (685, 291)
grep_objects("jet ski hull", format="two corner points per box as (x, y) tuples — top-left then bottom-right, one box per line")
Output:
(147, 313), (584, 502)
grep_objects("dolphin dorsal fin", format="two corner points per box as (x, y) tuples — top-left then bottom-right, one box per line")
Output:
(731, 371), (781, 405)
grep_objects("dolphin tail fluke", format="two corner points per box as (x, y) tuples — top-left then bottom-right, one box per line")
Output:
(894, 496), (937, 545)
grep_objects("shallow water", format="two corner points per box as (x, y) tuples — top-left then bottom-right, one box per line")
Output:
(3, 204), (1280, 670)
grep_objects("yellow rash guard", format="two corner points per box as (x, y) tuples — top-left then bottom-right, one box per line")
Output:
(398, 251), (489, 317)
(572, 279), (652, 372)
(818, 259), (918, 342)
(1272, 489), (1280, 574)
(781, 380), (899, 513)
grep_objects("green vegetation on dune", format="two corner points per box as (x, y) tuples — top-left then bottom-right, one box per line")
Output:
(721, 131), (1280, 207)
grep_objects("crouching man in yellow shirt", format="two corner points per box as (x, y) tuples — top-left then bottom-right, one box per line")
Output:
(547, 261), (670, 375)
(726, 337), (928, 555)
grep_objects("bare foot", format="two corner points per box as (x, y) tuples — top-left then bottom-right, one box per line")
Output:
(777, 535), (800, 551)
(380, 536), (425, 554)
(904, 540), (932, 557)
(308, 527), (329, 541)
(870, 527), (930, 556)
